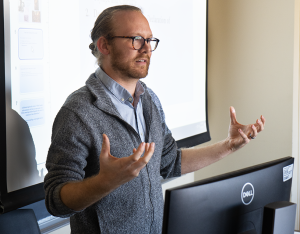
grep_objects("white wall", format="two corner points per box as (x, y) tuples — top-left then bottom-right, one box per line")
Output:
(196, 0), (294, 183)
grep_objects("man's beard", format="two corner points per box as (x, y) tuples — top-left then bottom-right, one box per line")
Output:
(110, 47), (150, 80)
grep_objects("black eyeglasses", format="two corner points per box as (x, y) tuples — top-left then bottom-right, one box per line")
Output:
(109, 36), (160, 52)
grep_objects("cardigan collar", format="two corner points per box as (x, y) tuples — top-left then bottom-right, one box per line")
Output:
(85, 70), (153, 134)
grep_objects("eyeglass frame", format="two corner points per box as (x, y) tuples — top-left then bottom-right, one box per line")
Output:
(108, 36), (160, 51)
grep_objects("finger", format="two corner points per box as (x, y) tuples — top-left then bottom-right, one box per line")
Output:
(261, 115), (266, 125)
(230, 106), (237, 125)
(100, 134), (110, 158)
(132, 148), (137, 153)
(256, 118), (264, 132)
(144, 142), (155, 158)
(141, 142), (155, 164)
(251, 124), (258, 138)
(127, 142), (145, 164)
(133, 142), (155, 171)
(145, 143), (150, 152)
(238, 129), (250, 143)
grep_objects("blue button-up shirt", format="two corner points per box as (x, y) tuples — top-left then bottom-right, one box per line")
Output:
(95, 67), (147, 142)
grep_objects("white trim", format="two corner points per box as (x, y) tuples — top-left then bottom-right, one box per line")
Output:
(292, 0), (300, 230)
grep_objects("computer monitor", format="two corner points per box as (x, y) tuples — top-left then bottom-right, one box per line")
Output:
(162, 157), (294, 234)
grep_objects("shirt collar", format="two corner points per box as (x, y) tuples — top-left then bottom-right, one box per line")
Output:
(95, 67), (145, 104)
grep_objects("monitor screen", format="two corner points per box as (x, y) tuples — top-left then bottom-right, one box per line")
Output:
(162, 157), (294, 234)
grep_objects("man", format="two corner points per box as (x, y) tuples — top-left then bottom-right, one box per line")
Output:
(44, 5), (265, 234)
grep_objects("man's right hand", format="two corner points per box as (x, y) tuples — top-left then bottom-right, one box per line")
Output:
(97, 134), (155, 189)
(60, 134), (155, 211)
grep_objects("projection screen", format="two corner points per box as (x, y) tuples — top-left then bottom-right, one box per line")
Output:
(0, 0), (209, 222)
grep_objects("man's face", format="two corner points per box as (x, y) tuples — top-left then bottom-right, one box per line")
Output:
(108, 11), (153, 80)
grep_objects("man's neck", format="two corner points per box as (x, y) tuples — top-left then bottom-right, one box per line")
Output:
(101, 66), (138, 97)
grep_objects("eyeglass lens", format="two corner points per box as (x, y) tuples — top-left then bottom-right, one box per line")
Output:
(133, 37), (158, 51)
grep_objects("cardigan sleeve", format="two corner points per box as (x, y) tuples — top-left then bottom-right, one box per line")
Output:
(44, 107), (95, 217)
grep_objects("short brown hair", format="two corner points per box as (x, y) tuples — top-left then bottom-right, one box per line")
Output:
(89, 5), (142, 66)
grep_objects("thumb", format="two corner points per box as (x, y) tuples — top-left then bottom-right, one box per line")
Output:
(100, 134), (110, 158)
(230, 106), (237, 125)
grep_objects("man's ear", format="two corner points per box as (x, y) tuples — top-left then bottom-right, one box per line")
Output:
(97, 37), (110, 55)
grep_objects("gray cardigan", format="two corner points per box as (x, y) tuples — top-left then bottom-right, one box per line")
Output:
(44, 73), (182, 234)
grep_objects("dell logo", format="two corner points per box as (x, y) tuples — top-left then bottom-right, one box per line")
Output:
(243, 190), (253, 198)
(241, 183), (255, 205)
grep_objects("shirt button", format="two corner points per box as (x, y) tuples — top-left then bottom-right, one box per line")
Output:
(121, 98), (124, 102)
(129, 97), (132, 102)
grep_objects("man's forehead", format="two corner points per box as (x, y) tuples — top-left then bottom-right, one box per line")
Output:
(112, 10), (152, 36)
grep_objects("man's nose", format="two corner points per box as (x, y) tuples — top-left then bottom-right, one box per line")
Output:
(140, 40), (152, 53)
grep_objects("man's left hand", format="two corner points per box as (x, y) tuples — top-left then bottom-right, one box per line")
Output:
(227, 106), (265, 152)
